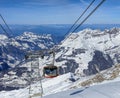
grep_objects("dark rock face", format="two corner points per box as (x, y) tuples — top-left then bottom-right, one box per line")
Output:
(0, 66), (31, 91)
(56, 47), (80, 75)
(0, 85), (20, 91)
(0, 62), (10, 71)
(67, 49), (86, 57)
(58, 59), (79, 75)
(114, 54), (120, 63)
(83, 50), (113, 75)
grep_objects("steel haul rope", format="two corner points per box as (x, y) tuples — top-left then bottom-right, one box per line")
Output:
(72, 0), (106, 33)
(60, 0), (106, 46)
(64, 0), (96, 38)
(0, 14), (13, 37)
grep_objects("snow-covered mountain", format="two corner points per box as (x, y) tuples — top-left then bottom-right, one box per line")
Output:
(42, 64), (120, 98)
(1, 27), (120, 93)
(0, 32), (54, 71)
(55, 28), (120, 76)
(0, 66), (120, 98)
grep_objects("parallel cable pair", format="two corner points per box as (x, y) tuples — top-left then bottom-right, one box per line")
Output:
(60, 0), (106, 45)
(0, 14), (13, 38)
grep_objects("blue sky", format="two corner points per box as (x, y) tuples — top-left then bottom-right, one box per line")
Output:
(0, 0), (120, 24)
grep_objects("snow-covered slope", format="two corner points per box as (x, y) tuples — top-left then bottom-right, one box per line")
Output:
(0, 32), (54, 71)
(1, 27), (120, 93)
(0, 34), (8, 40)
(55, 28), (120, 75)
(16, 32), (54, 50)
(0, 71), (120, 98)
(43, 80), (120, 98)
(0, 73), (76, 98)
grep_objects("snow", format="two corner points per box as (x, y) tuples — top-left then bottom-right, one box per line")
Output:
(0, 73), (75, 98)
(43, 81), (120, 98)
(1, 28), (120, 98)
(38, 43), (46, 49)
(0, 34), (8, 40)
(55, 28), (120, 75)
(0, 71), (120, 98)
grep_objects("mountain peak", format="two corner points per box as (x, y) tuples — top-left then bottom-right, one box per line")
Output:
(0, 34), (8, 40)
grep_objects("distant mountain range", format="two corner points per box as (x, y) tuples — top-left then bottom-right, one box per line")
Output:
(0, 27), (120, 91)
(0, 32), (54, 71)
(1, 24), (120, 41)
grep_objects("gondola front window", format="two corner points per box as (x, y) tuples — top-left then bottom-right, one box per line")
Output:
(44, 68), (57, 75)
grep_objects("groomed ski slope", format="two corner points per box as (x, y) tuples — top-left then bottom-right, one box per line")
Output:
(43, 81), (120, 98)
(0, 73), (120, 98)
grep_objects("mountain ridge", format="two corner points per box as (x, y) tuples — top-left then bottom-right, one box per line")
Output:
(0, 27), (120, 91)
(0, 32), (54, 71)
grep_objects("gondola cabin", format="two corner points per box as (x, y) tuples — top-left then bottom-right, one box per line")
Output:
(43, 65), (58, 78)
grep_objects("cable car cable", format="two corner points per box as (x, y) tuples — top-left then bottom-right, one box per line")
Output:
(64, 0), (96, 38)
(0, 9), (43, 97)
(72, 0), (106, 33)
(0, 23), (10, 37)
(59, 0), (105, 46)
(0, 14), (13, 37)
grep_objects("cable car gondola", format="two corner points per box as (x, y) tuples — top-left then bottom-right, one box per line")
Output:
(43, 50), (59, 78)
(43, 64), (58, 78)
